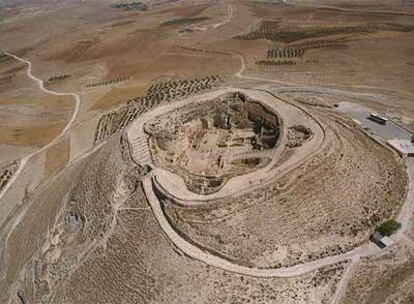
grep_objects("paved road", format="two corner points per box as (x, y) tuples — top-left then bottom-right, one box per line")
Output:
(336, 102), (413, 141)
(0, 51), (81, 202)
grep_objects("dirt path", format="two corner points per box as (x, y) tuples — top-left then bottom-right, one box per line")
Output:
(141, 128), (414, 280)
(330, 256), (360, 304)
(136, 52), (414, 280)
(143, 174), (378, 278)
(396, 158), (414, 239)
(197, 3), (233, 31)
(235, 54), (298, 86)
(127, 87), (324, 203)
(212, 4), (233, 29)
(0, 141), (105, 279)
(235, 54), (414, 234)
(0, 51), (81, 202)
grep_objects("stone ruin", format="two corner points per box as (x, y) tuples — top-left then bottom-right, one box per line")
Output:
(145, 92), (282, 194)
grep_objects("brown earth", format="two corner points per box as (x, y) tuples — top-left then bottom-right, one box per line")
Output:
(0, 122), (65, 147)
(0, 0), (412, 303)
(163, 107), (407, 268)
(44, 137), (70, 178)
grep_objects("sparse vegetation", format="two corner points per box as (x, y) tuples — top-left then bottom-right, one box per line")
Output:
(1, 1), (413, 303)
(234, 20), (280, 40)
(110, 1), (148, 11)
(0, 160), (20, 192)
(0, 52), (10, 62)
(47, 74), (70, 82)
(256, 59), (297, 66)
(267, 47), (305, 59)
(259, 40), (348, 66)
(236, 22), (414, 43)
(94, 75), (224, 143)
(161, 17), (210, 27)
(376, 219), (401, 236)
(0, 74), (15, 84)
(85, 76), (129, 88)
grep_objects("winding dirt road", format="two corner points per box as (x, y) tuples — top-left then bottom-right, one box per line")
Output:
(212, 4), (233, 29)
(141, 108), (414, 280)
(197, 3), (233, 31)
(1, 45), (413, 300)
(0, 51), (81, 202)
(143, 174), (382, 278)
(137, 52), (414, 283)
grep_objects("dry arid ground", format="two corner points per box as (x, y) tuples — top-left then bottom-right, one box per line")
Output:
(0, 0), (414, 303)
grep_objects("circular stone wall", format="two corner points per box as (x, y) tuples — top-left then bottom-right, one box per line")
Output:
(145, 92), (282, 194)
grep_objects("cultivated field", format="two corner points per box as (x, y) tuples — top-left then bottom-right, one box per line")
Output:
(0, 0), (413, 303)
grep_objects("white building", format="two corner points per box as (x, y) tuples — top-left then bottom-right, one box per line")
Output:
(387, 139), (414, 157)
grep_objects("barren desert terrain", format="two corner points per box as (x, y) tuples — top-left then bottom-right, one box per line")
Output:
(1, 0), (414, 303)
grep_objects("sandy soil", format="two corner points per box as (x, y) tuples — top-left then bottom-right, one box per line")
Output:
(0, 0), (413, 303)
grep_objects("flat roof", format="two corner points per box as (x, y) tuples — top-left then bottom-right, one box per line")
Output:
(370, 113), (388, 121)
(387, 139), (414, 155)
(380, 236), (394, 247)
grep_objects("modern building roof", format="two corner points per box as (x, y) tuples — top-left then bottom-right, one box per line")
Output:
(370, 113), (388, 121)
(380, 236), (394, 247)
(370, 232), (394, 249)
(387, 139), (414, 156)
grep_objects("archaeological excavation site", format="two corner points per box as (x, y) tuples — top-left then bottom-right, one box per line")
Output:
(145, 91), (284, 194)
(1, 0), (414, 303)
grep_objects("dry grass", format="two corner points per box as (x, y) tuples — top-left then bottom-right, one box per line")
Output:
(343, 242), (414, 304)
(0, 122), (65, 147)
(45, 137), (70, 178)
(91, 85), (148, 111)
(0, 135), (346, 304)
(164, 109), (406, 268)
(0, 0), (413, 303)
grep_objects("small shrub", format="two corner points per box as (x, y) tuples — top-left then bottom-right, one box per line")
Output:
(376, 219), (401, 236)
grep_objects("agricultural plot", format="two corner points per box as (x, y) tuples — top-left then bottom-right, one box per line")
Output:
(0, 160), (20, 193)
(94, 75), (224, 143)
(141, 75), (223, 107)
(110, 1), (148, 11)
(236, 22), (414, 43)
(234, 20), (280, 41)
(257, 39), (349, 68)
(256, 59), (297, 66)
(1, 1), (414, 303)
(85, 76), (129, 88)
(267, 47), (305, 59)
(161, 17), (210, 27)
